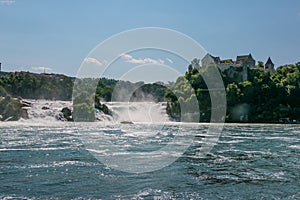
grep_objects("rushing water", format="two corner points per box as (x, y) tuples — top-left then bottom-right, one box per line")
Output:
(105, 102), (169, 123)
(22, 100), (169, 123)
(0, 122), (299, 199)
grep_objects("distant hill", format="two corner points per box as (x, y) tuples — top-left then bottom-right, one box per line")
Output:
(0, 71), (74, 100)
(0, 71), (167, 102)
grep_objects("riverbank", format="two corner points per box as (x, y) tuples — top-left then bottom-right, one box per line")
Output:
(0, 98), (299, 125)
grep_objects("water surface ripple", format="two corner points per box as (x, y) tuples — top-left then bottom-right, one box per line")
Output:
(0, 123), (299, 199)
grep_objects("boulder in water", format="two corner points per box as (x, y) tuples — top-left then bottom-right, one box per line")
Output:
(55, 113), (66, 121)
(120, 121), (134, 124)
(61, 107), (73, 121)
(0, 96), (29, 121)
(42, 106), (50, 110)
(21, 100), (32, 107)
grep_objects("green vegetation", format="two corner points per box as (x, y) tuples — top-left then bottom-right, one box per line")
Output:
(165, 61), (300, 123)
(0, 72), (74, 100)
(1, 61), (300, 123)
(0, 71), (168, 121)
(71, 78), (166, 121)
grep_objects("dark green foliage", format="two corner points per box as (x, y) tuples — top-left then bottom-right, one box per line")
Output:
(2, 61), (300, 123)
(95, 94), (110, 115)
(0, 72), (74, 100)
(165, 88), (181, 121)
(166, 61), (300, 123)
(0, 71), (167, 103)
(0, 85), (7, 96)
(257, 61), (264, 68)
(131, 83), (167, 102)
(61, 107), (73, 121)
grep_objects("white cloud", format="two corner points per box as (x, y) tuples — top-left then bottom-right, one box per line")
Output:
(31, 66), (53, 72)
(166, 58), (173, 64)
(84, 57), (104, 66)
(120, 53), (164, 65)
(120, 53), (133, 60)
(0, 0), (15, 5)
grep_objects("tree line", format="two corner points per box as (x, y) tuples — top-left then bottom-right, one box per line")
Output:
(165, 62), (300, 123)
(1, 60), (300, 123)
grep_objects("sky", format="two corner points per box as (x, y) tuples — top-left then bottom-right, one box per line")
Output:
(1, 0), (300, 79)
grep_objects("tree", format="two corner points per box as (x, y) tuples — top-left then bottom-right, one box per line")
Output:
(257, 61), (264, 68)
(226, 83), (242, 107)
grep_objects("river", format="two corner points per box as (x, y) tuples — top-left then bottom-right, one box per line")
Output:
(1, 121), (299, 199)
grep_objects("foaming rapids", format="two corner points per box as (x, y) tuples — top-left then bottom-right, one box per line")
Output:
(105, 102), (170, 123)
(20, 100), (169, 124)
(23, 99), (71, 122)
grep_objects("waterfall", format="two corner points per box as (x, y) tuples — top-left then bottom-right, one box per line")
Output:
(105, 102), (170, 123)
(23, 100), (169, 123)
(23, 99), (71, 122)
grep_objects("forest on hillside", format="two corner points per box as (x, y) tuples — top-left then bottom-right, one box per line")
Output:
(165, 62), (300, 123)
(1, 61), (300, 123)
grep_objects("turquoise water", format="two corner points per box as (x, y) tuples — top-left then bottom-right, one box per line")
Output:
(0, 123), (299, 199)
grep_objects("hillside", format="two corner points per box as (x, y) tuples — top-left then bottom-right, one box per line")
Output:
(1, 61), (300, 123)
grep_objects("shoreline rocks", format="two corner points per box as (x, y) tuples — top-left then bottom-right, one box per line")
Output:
(0, 96), (29, 121)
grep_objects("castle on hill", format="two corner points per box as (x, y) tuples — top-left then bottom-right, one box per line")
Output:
(201, 53), (275, 82)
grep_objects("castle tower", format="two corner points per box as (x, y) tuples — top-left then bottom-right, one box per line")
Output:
(236, 54), (255, 68)
(201, 53), (220, 68)
(265, 57), (274, 74)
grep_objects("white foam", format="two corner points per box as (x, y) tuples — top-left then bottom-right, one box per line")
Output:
(24, 99), (72, 122)
(13, 100), (170, 124)
(289, 145), (300, 149)
(106, 101), (170, 123)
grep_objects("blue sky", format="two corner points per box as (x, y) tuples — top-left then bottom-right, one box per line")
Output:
(1, 0), (300, 78)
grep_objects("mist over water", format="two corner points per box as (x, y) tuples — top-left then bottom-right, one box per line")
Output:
(21, 99), (72, 123)
(106, 101), (169, 123)
(22, 99), (169, 124)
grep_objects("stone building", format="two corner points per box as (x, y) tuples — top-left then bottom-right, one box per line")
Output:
(236, 54), (255, 68)
(201, 53), (255, 82)
(264, 57), (275, 74)
(200, 53), (274, 82)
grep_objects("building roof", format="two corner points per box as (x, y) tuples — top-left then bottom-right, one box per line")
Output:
(220, 59), (234, 64)
(266, 57), (274, 65)
(210, 55), (221, 64)
(236, 54), (254, 61)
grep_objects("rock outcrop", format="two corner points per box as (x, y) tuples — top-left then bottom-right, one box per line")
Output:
(0, 95), (29, 121)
